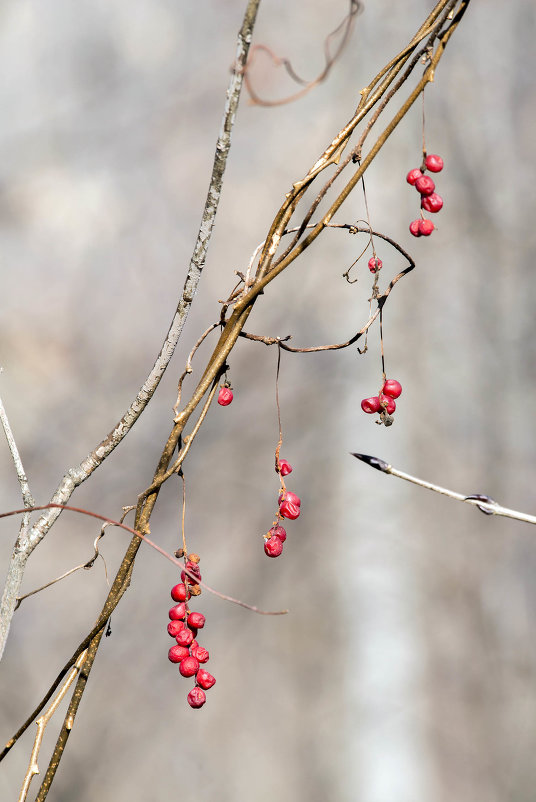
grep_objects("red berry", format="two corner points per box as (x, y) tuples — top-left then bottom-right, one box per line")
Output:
(168, 645), (190, 664)
(277, 459), (293, 476)
(278, 491), (301, 507)
(418, 219), (434, 236)
(179, 655), (200, 678)
(382, 379), (402, 399)
(176, 628), (194, 647)
(169, 603), (187, 621)
(171, 583), (190, 602)
(196, 669), (216, 690)
(217, 386), (233, 406)
(379, 394), (396, 414)
(368, 257), (382, 273)
(167, 620), (185, 638)
(187, 687), (206, 709)
(406, 168), (423, 185)
(264, 536), (284, 557)
(187, 612), (206, 629)
(191, 645), (210, 663)
(269, 524), (287, 543)
(279, 500), (300, 520)
(361, 396), (381, 414)
(425, 154), (444, 172)
(421, 192), (443, 213)
(409, 220), (421, 237)
(415, 175), (435, 196)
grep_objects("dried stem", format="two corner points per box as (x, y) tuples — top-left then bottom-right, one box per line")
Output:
(351, 453), (536, 526)
(17, 650), (88, 802)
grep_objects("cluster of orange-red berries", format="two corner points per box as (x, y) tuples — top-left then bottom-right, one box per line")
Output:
(407, 153), (444, 237)
(263, 459), (301, 558)
(167, 555), (215, 709)
(361, 379), (403, 420)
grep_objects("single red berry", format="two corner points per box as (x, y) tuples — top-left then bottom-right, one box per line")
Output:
(277, 459), (293, 476)
(179, 655), (200, 678)
(217, 386), (233, 406)
(368, 257), (382, 273)
(279, 500), (300, 520)
(168, 645), (191, 664)
(425, 154), (444, 172)
(167, 620), (185, 638)
(196, 669), (216, 690)
(176, 628), (194, 647)
(409, 220), (421, 237)
(379, 394), (396, 414)
(278, 491), (301, 507)
(421, 192), (443, 213)
(191, 645), (210, 663)
(382, 379), (402, 399)
(187, 687), (206, 709)
(264, 536), (284, 557)
(418, 219), (434, 236)
(361, 396), (381, 414)
(171, 583), (190, 602)
(415, 175), (435, 196)
(169, 603), (187, 621)
(406, 168), (423, 185)
(188, 612), (206, 629)
(269, 524), (287, 543)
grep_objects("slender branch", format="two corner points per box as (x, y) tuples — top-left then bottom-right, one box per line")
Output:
(0, 391), (34, 509)
(0, 0), (261, 664)
(17, 650), (88, 802)
(351, 453), (536, 526)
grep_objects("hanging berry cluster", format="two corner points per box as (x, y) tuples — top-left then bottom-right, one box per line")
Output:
(263, 459), (301, 558)
(167, 554), (216, 709)
(361, 378), (402, 425)
(407, 153), (444, 237)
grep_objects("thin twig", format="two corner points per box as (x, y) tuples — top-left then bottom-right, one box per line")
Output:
(15, 529), (107, 609)
(173, 323), (219, 416)
(17, 650), (88, 802)
(0, 390), (34, 509)
(351, 453), (536, 526)
(244, 0), (362, 106)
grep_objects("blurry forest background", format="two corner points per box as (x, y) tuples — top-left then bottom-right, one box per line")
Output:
(1, 1), (536, 800)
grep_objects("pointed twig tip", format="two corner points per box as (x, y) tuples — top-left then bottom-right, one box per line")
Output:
(350, 452), (390, 472)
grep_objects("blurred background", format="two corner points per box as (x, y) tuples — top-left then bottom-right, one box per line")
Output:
(1, 1), (536, 800)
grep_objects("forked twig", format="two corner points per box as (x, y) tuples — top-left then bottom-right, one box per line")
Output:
(17, 649), (88, 802)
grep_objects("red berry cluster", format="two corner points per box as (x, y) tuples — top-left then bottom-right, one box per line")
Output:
(407, 153), (444, 237)
(263, 459), (301, 558)
(168, 554), (216, 709)
(361, 378), (402, 422)
(217, 384), (233, 406)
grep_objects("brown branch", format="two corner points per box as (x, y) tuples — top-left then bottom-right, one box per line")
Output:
(17, 650), (88, 802)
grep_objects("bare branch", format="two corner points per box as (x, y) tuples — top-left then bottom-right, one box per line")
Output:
(17, 650), (88, 802)
(351, 453), (536, 526)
